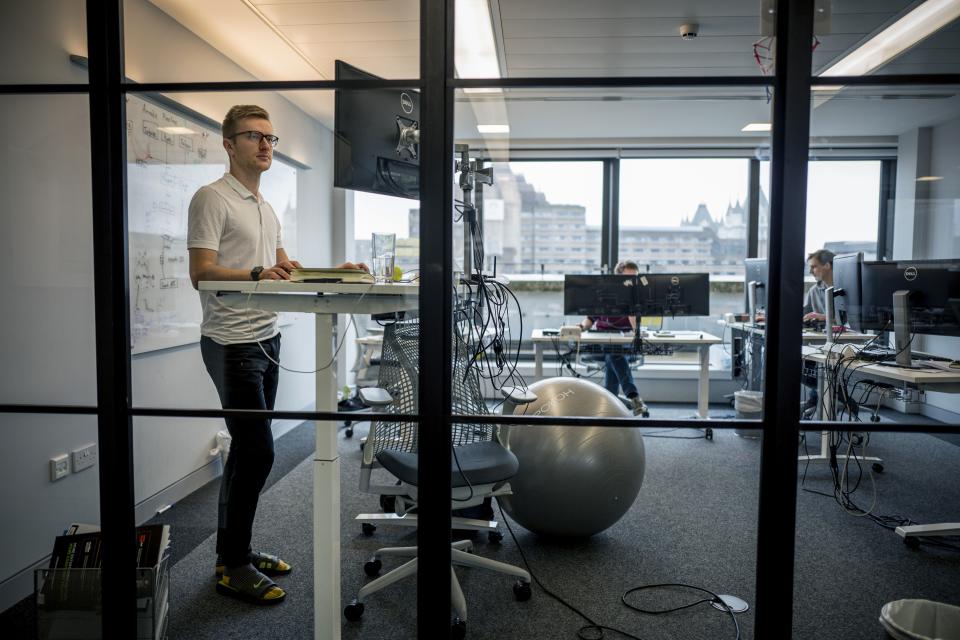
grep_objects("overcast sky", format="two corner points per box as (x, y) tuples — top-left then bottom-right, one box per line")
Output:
(354, 159), (881, 257)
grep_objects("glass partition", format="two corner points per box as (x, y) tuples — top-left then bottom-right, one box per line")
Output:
(124, 0), (419, 83)
(0, 94), (96, 407)
(0, 0), (87, 84)
(456, 0), (772, 78)
(812, 0), (960, 77)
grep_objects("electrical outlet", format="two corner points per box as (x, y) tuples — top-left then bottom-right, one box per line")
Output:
(71, 443), (98, 472)
(50, 454), (70, 482)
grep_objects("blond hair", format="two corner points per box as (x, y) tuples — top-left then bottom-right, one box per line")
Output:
(221, 105), (270, 139)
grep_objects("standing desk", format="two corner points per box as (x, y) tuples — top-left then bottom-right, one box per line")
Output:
(530, 329), (721, 419)
(801, 344), (960, 541)
(200, 280), (418, 640)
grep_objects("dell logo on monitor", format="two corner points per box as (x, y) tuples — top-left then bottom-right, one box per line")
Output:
(904, 266), (918, 282)
(400, 92), (414, 114)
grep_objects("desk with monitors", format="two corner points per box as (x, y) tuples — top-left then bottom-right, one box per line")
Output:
(552, 273), (716, 417)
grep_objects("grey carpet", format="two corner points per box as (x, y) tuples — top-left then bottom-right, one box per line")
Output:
(3, 405), (957, 640)
(164, 408), (960, 640)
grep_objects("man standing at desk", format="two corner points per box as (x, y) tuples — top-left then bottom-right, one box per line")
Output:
(579, 260), (648, 416)
(803, 249), (840, 325)
(187, 105), (365, 605)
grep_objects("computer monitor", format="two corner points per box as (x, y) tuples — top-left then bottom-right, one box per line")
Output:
(563, 274), (637, 316)
(744, 258), (768, 320)
(333, 60), (419, 199)
(635, 273), (710, 316)
(859, 260), (960, 336)
(832, 253), (862, 328)
(835, 252), (960, 366)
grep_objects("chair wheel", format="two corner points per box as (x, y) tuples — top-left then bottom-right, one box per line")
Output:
(345, 427), (354, 438)
(364, 558), (382, 576)
(361, 523), (377, 536)
(344, 600), (364, 621)
(451, 618), (467, 639)
(705, 428), (714, 440)
(379, 494), (397, 513)
(641, 410), (650, 418)
(513, 581), (532, 601)
(488, 531), (503, 544)
(872, 463), (884, 473)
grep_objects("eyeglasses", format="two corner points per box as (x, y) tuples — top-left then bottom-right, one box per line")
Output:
(231, 130), (279, 148)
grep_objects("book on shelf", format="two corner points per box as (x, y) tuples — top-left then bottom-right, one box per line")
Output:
(289, 267), (375, 284)
(42, 524), (171, 608)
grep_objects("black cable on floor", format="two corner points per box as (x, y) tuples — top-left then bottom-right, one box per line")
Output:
(497, 502), (744, 639)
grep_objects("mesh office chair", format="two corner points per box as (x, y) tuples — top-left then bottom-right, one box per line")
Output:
(345, 319), (534, 637)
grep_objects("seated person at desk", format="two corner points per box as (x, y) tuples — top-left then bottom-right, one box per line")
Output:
(578, 260), (648, 416)
(803, 248), (841, 326)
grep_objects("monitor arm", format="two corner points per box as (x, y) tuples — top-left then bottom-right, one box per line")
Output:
(893, 290), (913, 367)
(455, 144), (494, 280)
(824, 286), (837, 345)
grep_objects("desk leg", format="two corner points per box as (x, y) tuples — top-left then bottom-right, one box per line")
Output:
(534, 342), (543, 379)
(799, 363), (881, 465)
(314, 314), (340, 640)
(697, 345), (710, 419)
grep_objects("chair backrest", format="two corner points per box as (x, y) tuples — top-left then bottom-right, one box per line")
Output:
(365, 318), (495, 461)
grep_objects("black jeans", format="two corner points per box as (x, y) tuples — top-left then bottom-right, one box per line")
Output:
(200, 334), (280, 568)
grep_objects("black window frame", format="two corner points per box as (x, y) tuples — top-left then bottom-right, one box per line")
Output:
(1, 1), (958, 638)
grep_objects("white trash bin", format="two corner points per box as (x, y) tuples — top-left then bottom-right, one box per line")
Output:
(880, 599), (960, 640)
(734, 390), (763, 438)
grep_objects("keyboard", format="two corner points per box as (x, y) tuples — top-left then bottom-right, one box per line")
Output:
(858, 347), (896, 361)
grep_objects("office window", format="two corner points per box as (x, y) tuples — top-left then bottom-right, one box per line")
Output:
(758, 159), (882, 261)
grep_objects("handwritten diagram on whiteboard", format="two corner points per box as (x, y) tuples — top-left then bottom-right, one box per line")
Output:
(126, 94), (299, 354)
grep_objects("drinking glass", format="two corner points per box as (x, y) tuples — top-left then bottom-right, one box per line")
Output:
(371, 232), (396, 282)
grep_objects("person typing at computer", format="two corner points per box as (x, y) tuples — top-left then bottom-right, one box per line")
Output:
(578, 260), (648, 416)
(803, 249), (842, 326)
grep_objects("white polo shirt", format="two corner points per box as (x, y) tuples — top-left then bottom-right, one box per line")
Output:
(187, 173), (283, 345)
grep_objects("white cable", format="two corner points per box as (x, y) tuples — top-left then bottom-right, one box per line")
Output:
(243, 280), (375, 374)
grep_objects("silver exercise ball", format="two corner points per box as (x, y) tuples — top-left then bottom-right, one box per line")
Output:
(498, 377), (645, 537)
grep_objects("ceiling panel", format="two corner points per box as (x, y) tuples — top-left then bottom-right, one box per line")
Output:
(280, 21), (418, 43)
(253, 0), (419, 25)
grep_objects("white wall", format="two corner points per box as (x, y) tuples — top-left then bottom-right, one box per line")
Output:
(0, 0), (341, 611)
(893, 115), (960, 419)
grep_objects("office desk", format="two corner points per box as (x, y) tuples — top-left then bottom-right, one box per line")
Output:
(728, 322), (875, 391)
(200, 280), (417, 640)
(531, 329), (721, 418)
(800, 344), (960, 541)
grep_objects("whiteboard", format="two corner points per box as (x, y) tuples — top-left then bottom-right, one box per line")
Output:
(126, 94), (299, 354)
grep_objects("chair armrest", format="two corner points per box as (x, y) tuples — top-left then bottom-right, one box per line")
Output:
(500, 387), (537, 405)
(359, 387), (394, 407)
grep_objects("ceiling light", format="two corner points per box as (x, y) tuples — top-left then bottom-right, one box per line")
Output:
(477, 124), (510, 134)
(455, 0), (501, 87)
(916, 175), (943, 181)
(820, 0), (960, 77)
(741, 123), (772, 132)
(158, 126), (196, 135)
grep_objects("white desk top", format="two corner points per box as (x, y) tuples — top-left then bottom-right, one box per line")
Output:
(801, 345), (960, 386)
(532, 329), (721, 345)
(728, 322), (874, 343)
(199, 280), (418, 295)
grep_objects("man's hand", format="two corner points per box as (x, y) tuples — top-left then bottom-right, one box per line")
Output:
(337, 261), (370, 273)
(803, 312), (826, 322)
(275, 259), (302, 273)
(260, 266), (291, 280)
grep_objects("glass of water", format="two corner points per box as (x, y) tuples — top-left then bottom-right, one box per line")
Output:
(371, 232), (396, 282)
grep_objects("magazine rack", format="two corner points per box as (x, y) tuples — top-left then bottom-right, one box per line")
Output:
(35, 552), (169, 640)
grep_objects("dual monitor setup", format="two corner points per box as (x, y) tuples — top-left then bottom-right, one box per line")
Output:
(563, 273), (710, 318)
(744, 254), (960, 367)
